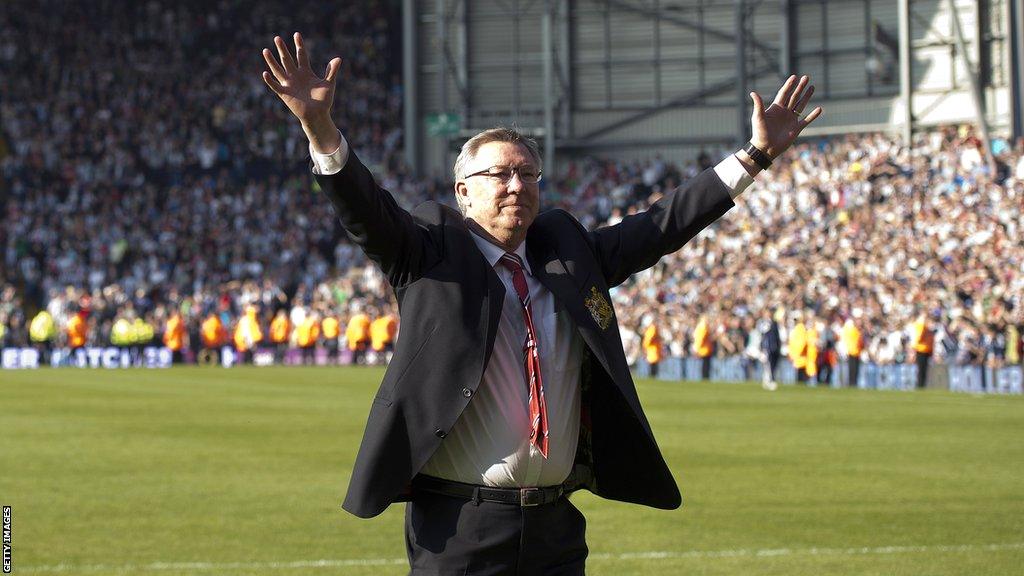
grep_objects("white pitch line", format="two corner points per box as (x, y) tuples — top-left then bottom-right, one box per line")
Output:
(589, 542), (1024, 561)
(18, 542), (1024, 573)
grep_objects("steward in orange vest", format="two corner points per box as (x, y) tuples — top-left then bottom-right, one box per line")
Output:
(842, 315), (864, 388)
(692, 316), (714, 380)
(321, 313), (341, 362)
(198, 312), (228, 366)
(269, 309), (290, 363)
(296, 313), (321, 365)
(233, 305), (263, 364)
(370, 313), (398, 364)
(201, 313), (228, 349)
(788, 311), (809, 383)
(346, 311), (372, 364)
(910, 312), (935, 389)
(642, 323), (663, 377)
(163, 311), (187, 363)
(67, 309), (88, 350)
(804, 316), (819, 381)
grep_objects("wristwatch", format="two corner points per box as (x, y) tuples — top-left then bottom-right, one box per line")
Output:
(743, 141), (773, 170)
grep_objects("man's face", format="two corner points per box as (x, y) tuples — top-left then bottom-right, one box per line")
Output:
(456, 141), (540, 247)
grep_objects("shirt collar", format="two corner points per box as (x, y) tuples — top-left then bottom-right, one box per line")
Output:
(468, 229), (532, 276)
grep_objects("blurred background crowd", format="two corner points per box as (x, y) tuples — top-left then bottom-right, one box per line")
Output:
(1, 1), (1021, 373)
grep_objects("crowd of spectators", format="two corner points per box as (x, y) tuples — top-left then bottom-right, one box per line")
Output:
(0, 0), (405, 355)
(606, 127), (1022, 372)
(1, 1), (1020, 373)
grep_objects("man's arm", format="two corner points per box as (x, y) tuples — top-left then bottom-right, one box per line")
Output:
(588, 75), (823, 287)
(262, 33), (433, 287)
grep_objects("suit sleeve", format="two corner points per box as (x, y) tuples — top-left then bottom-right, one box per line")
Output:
(313, 150), (437, 288)
(586, 167), (735, 288)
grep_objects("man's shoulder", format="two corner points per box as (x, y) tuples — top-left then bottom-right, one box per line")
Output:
(410, 200), (463, 225)
(532, 207), (585, 235)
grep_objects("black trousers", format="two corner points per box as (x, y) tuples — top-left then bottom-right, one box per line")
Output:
(405, 491), (588, 575)
(796, 367), (809, 383)
(817, 359), (832, 386)
(848, 357), (861, 388)
(767, 351), (781, 381)
(915, 353), (931, 389)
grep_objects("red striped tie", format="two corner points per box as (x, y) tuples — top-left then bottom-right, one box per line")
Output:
(499, 253), (549, 458)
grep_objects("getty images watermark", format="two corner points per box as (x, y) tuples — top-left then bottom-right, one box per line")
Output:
(2, 506), (10, 573)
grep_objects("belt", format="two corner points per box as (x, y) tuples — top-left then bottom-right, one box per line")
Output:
(412, 475), (567, 507)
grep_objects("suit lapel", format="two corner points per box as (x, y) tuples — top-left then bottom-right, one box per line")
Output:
(526, 235), (617, 381)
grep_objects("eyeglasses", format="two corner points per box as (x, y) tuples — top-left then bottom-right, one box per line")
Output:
(462, 165), (542, 185)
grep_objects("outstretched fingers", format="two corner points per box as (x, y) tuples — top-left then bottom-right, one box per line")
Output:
(749, 91), (765, 120)
(293, 32), (310, 70)
(274, 35), (298, 74)
(325, 57), (342, 83)
(262, 48), (287, 83)
(794, 84), (815, 114)
(772, 75), (797, 107)
(262, 71), (285, 95)
(787, 76), (809, 109)
(800, 106), (824, 127)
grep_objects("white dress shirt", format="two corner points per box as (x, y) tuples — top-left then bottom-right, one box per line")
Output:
(310, 132), (756, 487)
(419, 234), (585, 487)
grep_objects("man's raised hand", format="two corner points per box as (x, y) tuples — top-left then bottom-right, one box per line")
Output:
(262, 32), (342, 153)
(748, 74), (823, 160)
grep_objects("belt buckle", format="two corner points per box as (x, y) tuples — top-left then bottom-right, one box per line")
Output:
(519, 488), (541, 507)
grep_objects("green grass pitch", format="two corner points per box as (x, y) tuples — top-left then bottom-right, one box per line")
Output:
(1, 366), (1022, 575)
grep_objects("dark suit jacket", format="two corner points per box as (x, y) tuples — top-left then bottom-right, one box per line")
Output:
(317, 151), (734, 519)
(762, 320), (782, 355)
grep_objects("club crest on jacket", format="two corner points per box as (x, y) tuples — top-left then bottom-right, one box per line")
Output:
(585, 287), (613, 330)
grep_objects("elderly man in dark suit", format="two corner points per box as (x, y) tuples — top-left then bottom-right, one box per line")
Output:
(262, 32), (822, 575)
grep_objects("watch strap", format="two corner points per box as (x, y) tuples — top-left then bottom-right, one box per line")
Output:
(744, 141), (773, 170)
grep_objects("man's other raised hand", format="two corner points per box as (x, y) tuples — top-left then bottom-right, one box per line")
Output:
(749, 74), (824, 160)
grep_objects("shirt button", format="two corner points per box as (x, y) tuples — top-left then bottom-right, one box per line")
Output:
(435, 428), (447, 438)
(462, 387), (473, 398)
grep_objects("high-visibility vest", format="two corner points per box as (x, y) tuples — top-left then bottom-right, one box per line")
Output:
(371, 315), (398, 351)
(346, 313), (371, 351)
(30, 311), (56, 343)
(135, 319), (155, 344)
(296, 317), (320, 348)
(321, 316), (340, 339)
(111, 318), (132, 346)
(163, 314), (186, 351)
(642, 324), (662, 364)
(201, 315), (227, 348)
(788, 323), (807, 369)
(269, 315), (290, 344)
(1007, 325), (1020, 365)
(805, 325), (819, 376)
(911, 319), (934, 354)
(842, 321), (863, 357)
(67, 314), (88, 348)
(693, 319), (713, 358)
(233, 312), (263, 352)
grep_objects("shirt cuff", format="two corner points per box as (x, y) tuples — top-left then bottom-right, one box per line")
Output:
(713, 153), (756, 199)
(310, 131), (350, 175)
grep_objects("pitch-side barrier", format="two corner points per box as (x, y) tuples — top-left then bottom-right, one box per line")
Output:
(634, 356), (1022, 395)
(3, 347), (1020, 395)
